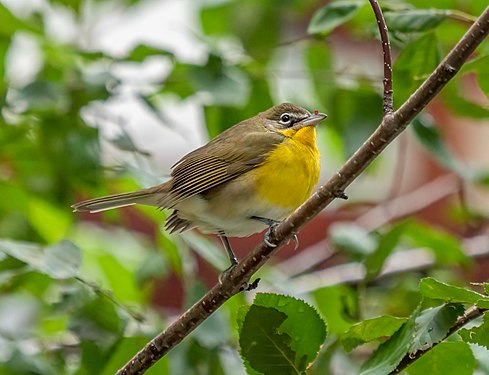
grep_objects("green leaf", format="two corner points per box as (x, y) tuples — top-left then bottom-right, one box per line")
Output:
(385, 9), (449, 33)
(406, 342), (476, 375)
(69, 294), (123, 344)
(419, 277), (485, 304)
(28, 198), (72, 243)
(126, 44), (173, 62)
(459, 311), (489, 350)
(239, 305), (299, 374)
(403, 221), (469, 265)
(313, 285), (357, 335)
(329, 223), (377, 258)
(11, 81), (69, 114)
(0, 239), (81, 279)
(0, 3), (41, 36)
(442, 78), (489, 119)
(393, 33), (440, 105)
(412, 115), (467, 177)
(342, 316), (407, 352)
(239, 293), (327, 374)
(409, 304), (465, 353)
(359, 307), (419, 375)
(308, 1), (364, 36)
(43, 241), (82, 279)
(364, 222), (406, 281)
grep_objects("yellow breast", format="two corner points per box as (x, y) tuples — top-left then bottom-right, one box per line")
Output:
(254, 126), (320, 210)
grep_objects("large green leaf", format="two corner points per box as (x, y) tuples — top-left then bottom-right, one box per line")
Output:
(342, 316), (407, 352)
(239, 293), (326, 374)
(406, 342), (476, 375)
(240, 305), (299, 374)
(308, 1), (364, 36)
(419, 277), (486, 304)
(409, 304), (464, 353)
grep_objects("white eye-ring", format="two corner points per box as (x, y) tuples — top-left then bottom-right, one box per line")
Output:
(279, 113), (291, 124)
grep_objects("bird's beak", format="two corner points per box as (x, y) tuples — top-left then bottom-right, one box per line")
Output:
(298, 112), (327, 128)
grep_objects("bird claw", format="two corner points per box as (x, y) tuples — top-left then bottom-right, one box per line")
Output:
(289, 233), (299, 250)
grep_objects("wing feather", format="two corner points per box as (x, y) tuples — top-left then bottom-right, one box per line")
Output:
(160, 125), (284, 207)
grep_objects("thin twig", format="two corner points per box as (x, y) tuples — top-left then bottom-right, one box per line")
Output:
(117, 6), (489, 375)
(369, 0), (394, 114)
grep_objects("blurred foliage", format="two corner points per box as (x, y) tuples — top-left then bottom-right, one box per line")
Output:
(0, 0), (488, 374)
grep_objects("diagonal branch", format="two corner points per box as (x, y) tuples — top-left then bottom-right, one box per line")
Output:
(117, 5), (489, 375)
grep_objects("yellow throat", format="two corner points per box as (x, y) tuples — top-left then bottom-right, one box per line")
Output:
(255, 126), (320, 209)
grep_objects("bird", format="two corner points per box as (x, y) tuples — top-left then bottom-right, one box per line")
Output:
(72, 103), (327, 269)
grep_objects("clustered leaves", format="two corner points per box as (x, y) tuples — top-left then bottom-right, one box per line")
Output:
(1, 0), (488, 374)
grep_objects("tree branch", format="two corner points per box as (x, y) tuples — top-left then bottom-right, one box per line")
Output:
(117, 6), (489, 375)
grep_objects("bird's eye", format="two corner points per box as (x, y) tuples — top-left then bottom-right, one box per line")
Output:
(279, 113), (291, 124)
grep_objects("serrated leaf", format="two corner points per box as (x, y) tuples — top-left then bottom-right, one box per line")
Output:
(359, 307), (419, 375)
(342, 316), (407, 352)
(253, 293), (327, 367)
(459, 311), (489, 350)
(364, 222), (406, 281)
(409, 304), (464, 353)
(484, 283), (489, 295)
(308, 1), (364, 36)
(406, 342), (476, 375)
(385, 9), (449, 33)
(419, 278), (484, 304)
(239, 293), (326, 374)
(239, 305), (299, 374)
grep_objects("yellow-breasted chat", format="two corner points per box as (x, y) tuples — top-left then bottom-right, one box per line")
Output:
(72, 103), (327, 268)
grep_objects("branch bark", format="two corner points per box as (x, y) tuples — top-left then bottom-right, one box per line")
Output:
(117, 5), (489, 375)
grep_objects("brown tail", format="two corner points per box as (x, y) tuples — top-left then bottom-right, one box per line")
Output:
(72, 184), (169, 213)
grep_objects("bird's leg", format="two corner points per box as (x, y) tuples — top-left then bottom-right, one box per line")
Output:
(219, 234), (238, 266)
(218, 234), (242, 285)
(251, 216), (299, 250)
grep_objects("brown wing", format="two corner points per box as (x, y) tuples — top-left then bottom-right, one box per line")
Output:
(157, 121), (284, 207)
